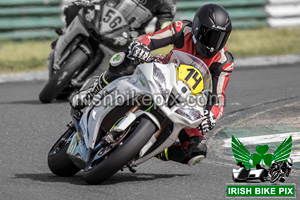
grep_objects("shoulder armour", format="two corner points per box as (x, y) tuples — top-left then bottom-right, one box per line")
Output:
(172, 20), (192, 49)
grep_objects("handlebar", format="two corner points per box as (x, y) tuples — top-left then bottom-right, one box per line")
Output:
(74, 0), (101, 5)
(127, 54), (164, 64)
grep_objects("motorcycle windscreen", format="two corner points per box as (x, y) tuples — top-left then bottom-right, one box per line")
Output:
(172, 50), (212, 95)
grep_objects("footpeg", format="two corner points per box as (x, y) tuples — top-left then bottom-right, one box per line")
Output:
(102, 133), (116, 144)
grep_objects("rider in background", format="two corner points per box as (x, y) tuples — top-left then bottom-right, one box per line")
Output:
(71, 4), (234, 166)
(56, 0), (176, 75)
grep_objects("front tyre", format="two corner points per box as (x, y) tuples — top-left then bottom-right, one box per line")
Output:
(270, 171), (281, 183)
(48, 127), (81, 176)
(39, 49), (88, 103)
(83, 117), (157, 185)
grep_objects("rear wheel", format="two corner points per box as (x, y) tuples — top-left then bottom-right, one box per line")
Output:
(83, 117), (157, 184)
(48, 127), (81, 176)
(39, 49), (88, 103)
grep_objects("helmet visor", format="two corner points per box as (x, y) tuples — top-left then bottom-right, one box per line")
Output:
(197, 25), (230, 52)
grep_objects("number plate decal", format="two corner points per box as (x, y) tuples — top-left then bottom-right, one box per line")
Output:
(177, 64), (204, 94)
(100, 5), (127, 33)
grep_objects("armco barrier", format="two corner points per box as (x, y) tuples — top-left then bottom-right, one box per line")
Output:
(0, 0), (299, 40)
(175, 0), (300, 28)
(175, 0), (269, 29)
(0, 0), (63, 40)
(266, 0), (300, 27)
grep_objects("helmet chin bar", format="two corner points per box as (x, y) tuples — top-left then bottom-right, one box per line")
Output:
(193, 35), (217, 58)
(206, 46), (215, 53)
(192, 35), (197, 44)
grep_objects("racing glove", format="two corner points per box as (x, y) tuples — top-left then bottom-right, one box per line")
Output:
(128, 41), (151, 62)
(200, 110), (216, 133)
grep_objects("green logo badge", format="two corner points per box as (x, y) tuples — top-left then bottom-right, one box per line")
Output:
(113, 54), (121, 62)
(232, 136), (292, 169)
(110, 52), (125, 67)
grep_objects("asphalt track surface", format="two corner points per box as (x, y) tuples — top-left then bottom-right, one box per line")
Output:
(0, 63), (300, 200)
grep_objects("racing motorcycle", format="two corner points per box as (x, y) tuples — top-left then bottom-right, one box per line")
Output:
(47, 50), (212, 184)
(39, 0), (153, 103)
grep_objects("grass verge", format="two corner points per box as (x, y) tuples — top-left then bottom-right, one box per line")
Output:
(227, 27), (300, 57)
(0, 27), (300, 73)
(0, 40), (52, 74)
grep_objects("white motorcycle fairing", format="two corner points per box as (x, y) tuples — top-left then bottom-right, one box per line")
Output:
(67, 50), (212, 168)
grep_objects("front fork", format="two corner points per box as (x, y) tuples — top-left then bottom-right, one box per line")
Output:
(71, 46), (104, 87)
(50, 35), (100, 90)
(48, 35), (85, 79)
(47, 50), (55, 79)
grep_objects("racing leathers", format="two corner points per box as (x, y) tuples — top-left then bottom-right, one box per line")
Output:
(135, 20), (234, 121)
(136, 20), (234, 165)
(71, 20), (234, 166)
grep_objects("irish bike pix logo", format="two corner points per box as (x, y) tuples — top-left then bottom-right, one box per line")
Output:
(227, 136), (296, 198)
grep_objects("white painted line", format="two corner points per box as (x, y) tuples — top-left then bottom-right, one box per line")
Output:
(0, 70), (47, 83)
(234, 54), (300, 68)
(290, 151), (300, 162)
(223, 132), (300, 148)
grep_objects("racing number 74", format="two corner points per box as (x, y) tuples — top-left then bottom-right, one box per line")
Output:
(184, 68), (202, 90)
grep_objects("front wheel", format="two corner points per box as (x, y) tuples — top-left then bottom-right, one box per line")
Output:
(39, 49), (88, 103)
(83, 117), (157, 185)
(270, 171), (281, 183)
(48, 127), (81, 176)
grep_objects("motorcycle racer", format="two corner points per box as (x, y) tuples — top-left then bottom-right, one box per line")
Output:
(71, 4), (234, 166)
(55, 0), (176, 76)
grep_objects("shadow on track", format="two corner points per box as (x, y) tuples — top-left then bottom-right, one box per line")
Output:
(14, 172), (190, 185)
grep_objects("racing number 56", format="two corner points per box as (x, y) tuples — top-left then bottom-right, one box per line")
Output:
(103, 8), (122, 29)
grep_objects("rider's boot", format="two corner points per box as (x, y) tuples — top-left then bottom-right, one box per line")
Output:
(186, 135), (207, 166)
(156, 129), (207, 166)
(70, 52), (136, 110)
(69, 73), (108, 110)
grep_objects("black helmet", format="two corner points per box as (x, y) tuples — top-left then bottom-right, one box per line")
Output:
(192, 4), (232, 58)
